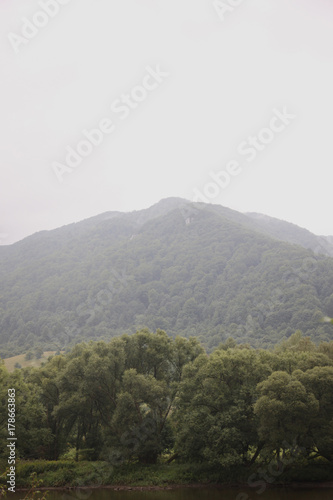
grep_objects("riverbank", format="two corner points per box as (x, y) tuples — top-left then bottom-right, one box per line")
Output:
(1, 460), (333, 491)
(11, 481), (333, 496)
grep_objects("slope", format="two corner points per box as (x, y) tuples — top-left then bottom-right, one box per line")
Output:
(0, 200), (333, 356)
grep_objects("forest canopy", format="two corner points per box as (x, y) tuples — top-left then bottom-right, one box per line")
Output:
(1, 200), (333, 358)
(1, 329), (333, 471)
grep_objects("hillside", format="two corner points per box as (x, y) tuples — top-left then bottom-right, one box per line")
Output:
(245, 212), (333, 257)
(1, 199), (333, 357)
(3, 351), (61, 372)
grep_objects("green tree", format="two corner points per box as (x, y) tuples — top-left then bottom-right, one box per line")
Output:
(1, 367), (53, 459)
(174, 348), (271, 467)
(294, 366), (333, 462)
(254, 371), (319, 457)
(111, 369), (171, 463)
(28, 355), (68, 459)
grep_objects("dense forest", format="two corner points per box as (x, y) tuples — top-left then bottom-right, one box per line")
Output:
(1, 329), (333, 484)
(1, 199), (333, 358)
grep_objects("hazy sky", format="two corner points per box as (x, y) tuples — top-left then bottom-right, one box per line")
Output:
(1, 0), (333, 245)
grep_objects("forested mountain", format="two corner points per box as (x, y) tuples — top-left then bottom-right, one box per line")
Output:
(1, 198), (333, 357)
(245, 212), (333, 257)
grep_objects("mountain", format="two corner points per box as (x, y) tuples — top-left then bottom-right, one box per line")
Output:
(245, 212), (333, 257)
(1, 198), (333, 357)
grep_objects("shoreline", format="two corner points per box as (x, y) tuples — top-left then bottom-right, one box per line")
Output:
(15, 481), (333, 492)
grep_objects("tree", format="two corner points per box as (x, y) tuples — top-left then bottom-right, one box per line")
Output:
(3, 367), (53, 459)
(254, 371), (319, 457)
(28, 355), (68, 459)
(111, 369), (171, 463)
(53, 346), (106, 461)
(34, 346), (44, 359)
(294, 366), (333, 462)
(174, 348), (271, 467)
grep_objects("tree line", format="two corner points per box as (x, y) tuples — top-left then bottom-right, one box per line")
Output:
(1, 329), (333, 469)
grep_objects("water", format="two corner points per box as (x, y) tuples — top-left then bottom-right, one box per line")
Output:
(9, 486), (333, 500)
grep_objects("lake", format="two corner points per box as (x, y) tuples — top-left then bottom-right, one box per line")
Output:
(9, 486), (333, 500)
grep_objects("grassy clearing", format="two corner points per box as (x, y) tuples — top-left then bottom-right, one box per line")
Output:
(4, 352), (61, 372)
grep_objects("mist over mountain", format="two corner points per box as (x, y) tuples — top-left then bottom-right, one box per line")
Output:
(1, 198), (333, 357)
(245, 212), (333, 257)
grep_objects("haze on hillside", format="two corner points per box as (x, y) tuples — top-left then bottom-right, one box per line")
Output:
(1, 198), (333, 359)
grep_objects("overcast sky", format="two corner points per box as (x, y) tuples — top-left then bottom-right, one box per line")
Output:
(1, 0), (333, 245)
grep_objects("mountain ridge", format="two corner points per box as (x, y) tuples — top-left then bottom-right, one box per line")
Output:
(1, 198), (333, 357)
(2, 197), (332, 257)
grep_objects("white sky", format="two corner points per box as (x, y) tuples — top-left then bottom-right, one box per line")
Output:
(1, 0), (333, 245)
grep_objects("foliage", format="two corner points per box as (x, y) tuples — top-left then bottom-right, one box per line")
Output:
(20, 473), (48, 500)
(173, 333), (333, 468)
(1, 201), (333, 357)
(1, 330), (333, 482)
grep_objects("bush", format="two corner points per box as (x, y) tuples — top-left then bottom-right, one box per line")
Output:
(18, 460), (73, 477)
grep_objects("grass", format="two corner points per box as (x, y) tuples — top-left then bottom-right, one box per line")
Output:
(4, 352), (62, 372)
(1, 459), (332, 490)
(0, 461), (218, 489)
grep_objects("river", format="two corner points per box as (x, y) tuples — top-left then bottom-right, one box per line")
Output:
(8, 486), (333, 500)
